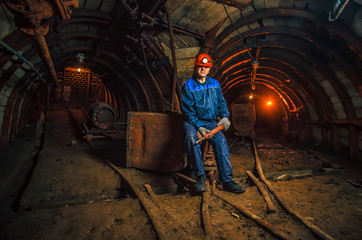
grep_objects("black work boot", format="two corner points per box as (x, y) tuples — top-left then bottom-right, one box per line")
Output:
(223, 180), (246, 194)
(194, 175), (206, 193)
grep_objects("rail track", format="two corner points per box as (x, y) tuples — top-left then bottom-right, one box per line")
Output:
(73, 98), (336, 240)
(3, 106), (342, 240)
(138, 136), (336, 240)
(66, 106), (338, 239)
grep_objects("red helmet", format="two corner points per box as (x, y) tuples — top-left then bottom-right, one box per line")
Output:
(194, 54), (212, 67)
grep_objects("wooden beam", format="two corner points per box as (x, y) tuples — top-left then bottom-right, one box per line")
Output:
(252, 140), (335, 240)
(213, 188), (289, 240)
(202, 189), (215, 240)
(246, 170), (276, 214)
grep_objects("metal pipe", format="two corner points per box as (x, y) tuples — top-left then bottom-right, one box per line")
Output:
(121, 0), (139, 20)
(141, 40), (170, 110)
(329, 0), (350, 21)
(1, 0), (78, 90)
(0, 40), (47, 84)
(32, 36), (61, 88)
(164, 1), (179, 112)
(154, 20), (205, 39)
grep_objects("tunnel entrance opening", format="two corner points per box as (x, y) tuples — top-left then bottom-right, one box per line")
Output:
(254, 98), (284, 137)
(229, 90), (285, 139)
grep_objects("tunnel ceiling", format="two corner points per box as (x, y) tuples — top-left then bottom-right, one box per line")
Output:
(0, 0), (362, 155)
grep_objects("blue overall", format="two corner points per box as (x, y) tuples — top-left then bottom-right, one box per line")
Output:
(181, 77), (233, 183)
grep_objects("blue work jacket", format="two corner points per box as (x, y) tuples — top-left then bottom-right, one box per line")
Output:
(181, 76), (229, 129)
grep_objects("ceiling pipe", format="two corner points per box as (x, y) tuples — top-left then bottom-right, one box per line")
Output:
(0, 40), (46, 84)
(1, 0), (78, 91)
(121, 0), (139, 20)
(329, 0), (350, 21)
(154, 21), (205, 39)
(32, 36), (60, 89)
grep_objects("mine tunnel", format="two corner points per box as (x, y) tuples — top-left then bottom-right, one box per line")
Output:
(0, 0), (362, 239)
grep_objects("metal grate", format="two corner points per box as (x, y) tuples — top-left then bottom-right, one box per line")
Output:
(63, 67), (91, 108)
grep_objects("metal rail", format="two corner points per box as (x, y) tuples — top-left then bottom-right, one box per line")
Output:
(67, 107), (335, 239)
(251, 139), (335, 240)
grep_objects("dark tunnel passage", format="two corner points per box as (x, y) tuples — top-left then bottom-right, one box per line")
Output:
(0, 1), (362, 239)
(0, 0), (361, 161)
(0, 0), (360, 159)
(254, 92), (285, 135)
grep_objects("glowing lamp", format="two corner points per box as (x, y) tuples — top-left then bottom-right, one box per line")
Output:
(267, 101), (272, 106)
(77, 68), (81, 72)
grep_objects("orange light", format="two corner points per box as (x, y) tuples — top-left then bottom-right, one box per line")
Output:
(77, 68), (81, 72)
(249, 94), (253, 99)
(267, 101), (272, 106)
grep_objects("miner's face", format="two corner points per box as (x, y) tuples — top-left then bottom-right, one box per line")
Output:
(195, 66), (210, 79)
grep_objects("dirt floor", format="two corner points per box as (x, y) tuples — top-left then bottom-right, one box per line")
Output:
(1, 106), (362, 240)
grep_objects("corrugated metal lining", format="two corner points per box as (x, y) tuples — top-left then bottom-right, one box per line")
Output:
(0, 0), (361, 159)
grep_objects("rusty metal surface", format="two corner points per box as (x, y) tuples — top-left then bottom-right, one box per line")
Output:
(3, 0), (78, 36)
(2, 0), (79, 89)
(126, 112), (186, 172)
(231, 103), (256, 135)
(89, 102), (116, 130)
(33, 36), (61, 88)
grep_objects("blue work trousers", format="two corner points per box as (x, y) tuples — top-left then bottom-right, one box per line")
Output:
(183, 121), (233, 183)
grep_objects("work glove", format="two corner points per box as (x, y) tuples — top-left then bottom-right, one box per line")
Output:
(217, 118), (231, 131)
(198, 127), (211, 137)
